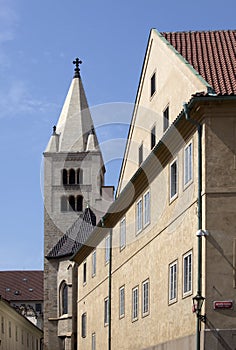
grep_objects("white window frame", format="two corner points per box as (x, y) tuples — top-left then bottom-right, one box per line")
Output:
(92, 332), (96, 350)
(132, 286), (139, 321)
(183, 251), (192, 296)
(184, 141), (193, 186)
(81, 313), (87, 338)
(142, 279), (149, 316)
(143, 190), (150, 227)
(136, 198), (143, 234)
(119, 286), (125, 318)
(120, 217), (126, 250)
(169, 261), (177, 303)
(83, 261), (87, 285)
(92, 250), (96, 277)
(105, 235), (110, 264)
(170, 158), (178, 201)
(104, 297), (109, 326)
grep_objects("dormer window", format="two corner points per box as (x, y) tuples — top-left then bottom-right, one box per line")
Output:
(150, 72), (156, 97)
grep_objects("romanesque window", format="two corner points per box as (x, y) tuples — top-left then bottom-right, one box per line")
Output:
(61, 196), (67, 212)
(77, 195), (83, 212)
(60, 281), (68, 315)
(62, 169), (67, 185)
(69, 169), (75, 184)
(69, 196), (75, 211)
(62, 168), (83, 185)
(77, 169), (83, 184)
(61, 195), (83, 212)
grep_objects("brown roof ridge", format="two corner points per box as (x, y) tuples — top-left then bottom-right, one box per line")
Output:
(162, 29), (235, 34)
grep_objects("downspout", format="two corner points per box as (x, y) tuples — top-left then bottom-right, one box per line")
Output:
(108, 229), (113, 350)
(183, 102), (203, 350)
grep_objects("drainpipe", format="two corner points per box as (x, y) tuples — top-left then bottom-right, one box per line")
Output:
(183, 103), (203, 350)
(108, 229), (113, 350)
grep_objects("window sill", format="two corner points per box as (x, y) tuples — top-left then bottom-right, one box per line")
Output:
(168, 298), (177, 306)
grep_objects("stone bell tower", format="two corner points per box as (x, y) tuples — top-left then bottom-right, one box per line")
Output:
(43, 59), (113, 350)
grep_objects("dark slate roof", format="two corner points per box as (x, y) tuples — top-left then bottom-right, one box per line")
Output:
(0, 271), (43, 301)
(162, 30), (236, 95)
(47, 207), (96, 259)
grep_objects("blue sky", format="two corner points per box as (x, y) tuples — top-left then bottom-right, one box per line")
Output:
(0, 0), (235, 270)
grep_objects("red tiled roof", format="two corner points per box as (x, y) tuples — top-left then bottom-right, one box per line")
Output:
(0, 271), (43, 301)
(162, 30), (236, 95)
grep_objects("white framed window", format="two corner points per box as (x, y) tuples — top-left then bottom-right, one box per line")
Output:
(119, 286), (125, 318)
(144, 191), (150, 226)
(132, 286), (139, 321)
(150, 72), (156, 97)
(184, 141), (193, 186)
(170, 158), (178, 200)
(104, 297), (109, 326)
(151, 125), (156, 149)
(142, 279), (149, 316)
(92, 250), (96, 277)
(139, 143), (143, 166)
(92, 332), (96, 350)
(120, 217), (126, 250)
(83, 261), (87, 285)
(163, 105), (169, 132)
(169, 261), (177, 303)
(105, 235), (110, 264)
(136, 198), (143, 234)
(81, 313), (87, 338)
(183, 251), (192, 295)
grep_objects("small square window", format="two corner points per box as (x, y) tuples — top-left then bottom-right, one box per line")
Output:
(170, 159), (178, 200)
(150, 72), (156, 97)
(163, 106), (169, 132)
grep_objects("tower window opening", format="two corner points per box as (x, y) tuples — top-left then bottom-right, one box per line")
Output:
(69, 169), (75, 184)
(77, 169), (83, 184)
(77, 196), (83, 212)
(69, 196), (75, 211)
(62, 169), (68, 185)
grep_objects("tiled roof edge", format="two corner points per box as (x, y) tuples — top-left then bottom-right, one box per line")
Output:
(154, 29), (213, 91)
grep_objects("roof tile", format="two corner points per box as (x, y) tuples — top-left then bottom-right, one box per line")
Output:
(162, 30), (236, 95)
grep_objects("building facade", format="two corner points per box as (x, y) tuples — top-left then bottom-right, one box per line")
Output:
(72, 29), (236, 349)
(43, 60), (113, 350)
(0, 296), (43, 350)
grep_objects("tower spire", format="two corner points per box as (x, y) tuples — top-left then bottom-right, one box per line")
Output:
(73, 57), (82, 78)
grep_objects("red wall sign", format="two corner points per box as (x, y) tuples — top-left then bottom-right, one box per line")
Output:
(213, 301), (233, 310)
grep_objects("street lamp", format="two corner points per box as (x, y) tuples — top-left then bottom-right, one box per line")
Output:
(192, 293), (206, 324)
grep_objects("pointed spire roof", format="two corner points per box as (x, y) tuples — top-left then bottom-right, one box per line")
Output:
(45, 58), (99, 153)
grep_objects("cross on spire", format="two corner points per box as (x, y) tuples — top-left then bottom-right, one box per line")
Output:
(73, 58), (82, 78)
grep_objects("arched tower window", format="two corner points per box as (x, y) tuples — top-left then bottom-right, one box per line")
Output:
(69, 169), (75, 184)
(69, 196), (75, 211)
(59, 281), (68, 315)
(76, 195), (83, 212)
(77, 169), (83, 184)
(62, 169), (68, 185)
(61, 196), (67, 212)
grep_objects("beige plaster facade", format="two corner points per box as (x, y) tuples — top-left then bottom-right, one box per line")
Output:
(75, 29), (236, 350)
(0, 297), (43, 350)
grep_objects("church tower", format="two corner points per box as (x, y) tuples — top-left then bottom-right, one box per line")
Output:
(43, 59), (113, 350)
